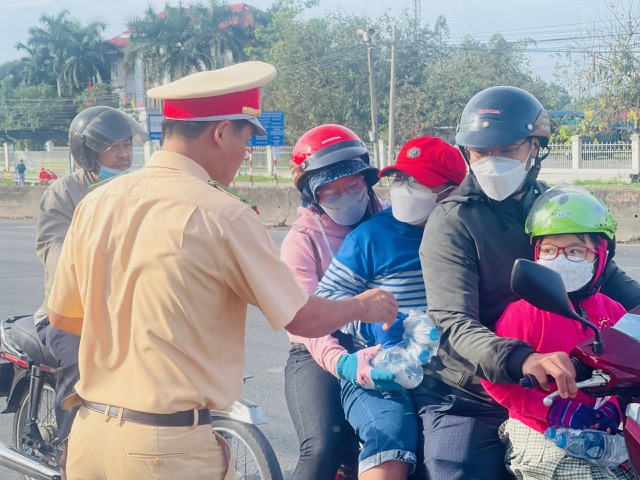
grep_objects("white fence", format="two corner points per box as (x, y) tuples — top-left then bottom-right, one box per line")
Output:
(4, 135), (640, 185)
(237, 136), (640, 184)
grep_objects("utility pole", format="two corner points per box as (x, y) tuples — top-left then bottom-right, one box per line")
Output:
(413, 0), (422, 37)
(388, 25), (397, 167)
(358, 27), (379, 168)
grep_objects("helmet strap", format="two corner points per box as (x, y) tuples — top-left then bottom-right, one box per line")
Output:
(458, 145), (470, 165)
(507, 141), (550, 199)
(581, 237), (611, 297)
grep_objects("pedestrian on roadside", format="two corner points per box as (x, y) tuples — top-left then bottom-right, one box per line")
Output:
(47, 62), (398, 480)
(39, 167), (48, 185)
(15, 160), (26, 186)
(34, 105), (148, 479)
(416, 85), (640, 480)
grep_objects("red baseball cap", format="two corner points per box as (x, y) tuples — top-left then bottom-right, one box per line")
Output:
(379, 136), (466, 187)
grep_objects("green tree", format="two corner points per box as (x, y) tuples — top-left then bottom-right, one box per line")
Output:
(0, 75), (76, 148)
(17, 10), (115, 97)
(253, 3), (568, 145)
(253, 0), (376, 141)
(125, 1), (263, 83)
(188, 1), (261, 69)
(125, 3), (195, 84)
(390, 34), (570, 142)
(557, 1), (640, 138)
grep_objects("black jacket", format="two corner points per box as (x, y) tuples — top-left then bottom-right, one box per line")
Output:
(420, 175), (640, 403)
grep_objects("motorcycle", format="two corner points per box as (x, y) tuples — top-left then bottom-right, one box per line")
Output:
(0, 315), (283, 480)
(511, 258), (640, 475)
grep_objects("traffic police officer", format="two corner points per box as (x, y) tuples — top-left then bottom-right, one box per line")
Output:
(48, 61), (398, 480)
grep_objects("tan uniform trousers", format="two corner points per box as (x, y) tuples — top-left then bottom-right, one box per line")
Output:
(67, 406), (241, 480)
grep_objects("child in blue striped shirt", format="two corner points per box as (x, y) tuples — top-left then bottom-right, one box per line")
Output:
(315, 136), (466, 479)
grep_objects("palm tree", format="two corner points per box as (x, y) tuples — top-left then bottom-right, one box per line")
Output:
(189, 1), (253, 69)
(126, 2), (202, 83)
(17, 10), (115, 97)
(125, 0), (265, 84)
(60, 20), (116, 95)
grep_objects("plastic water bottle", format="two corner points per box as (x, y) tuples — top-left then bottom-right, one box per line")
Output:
(402, 311), (440, 363)
(369, 310), (440, 389)
(370, 341), (424, 389)
(544, 427), (629, 467)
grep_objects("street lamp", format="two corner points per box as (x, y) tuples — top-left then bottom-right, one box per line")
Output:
(177, 43), (215, 70)
(193, 50), (215, 70)
(357, 27), (379, 167)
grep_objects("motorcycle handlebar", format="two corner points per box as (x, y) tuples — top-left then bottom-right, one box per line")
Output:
(519, 358), (593, 389)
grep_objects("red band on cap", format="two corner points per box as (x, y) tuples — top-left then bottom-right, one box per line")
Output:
(163, 87), (261, 119)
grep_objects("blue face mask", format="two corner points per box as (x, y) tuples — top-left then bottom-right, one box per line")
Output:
(97, 165), (126, 182)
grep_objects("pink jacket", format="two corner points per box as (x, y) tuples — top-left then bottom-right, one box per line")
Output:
(481, 292), (626, 433)
(280, 207), (351, 376)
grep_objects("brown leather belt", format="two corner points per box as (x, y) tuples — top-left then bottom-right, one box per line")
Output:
(82, 401), (211, 427)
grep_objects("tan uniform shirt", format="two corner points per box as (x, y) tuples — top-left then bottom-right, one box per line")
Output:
(48, 151), (309, 413)
(34, 169), (94, 325)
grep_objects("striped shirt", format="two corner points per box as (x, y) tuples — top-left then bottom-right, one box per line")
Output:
(316, 208), (427, 349)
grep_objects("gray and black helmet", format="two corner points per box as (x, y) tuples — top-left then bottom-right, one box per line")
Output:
(69, 106), (148, 173)
(455, 86), (550, 149)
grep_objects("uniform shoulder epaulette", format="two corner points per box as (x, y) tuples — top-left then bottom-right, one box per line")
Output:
(208, 180), (260, 215)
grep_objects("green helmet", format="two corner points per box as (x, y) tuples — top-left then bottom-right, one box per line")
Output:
(525, 185), (617, 240)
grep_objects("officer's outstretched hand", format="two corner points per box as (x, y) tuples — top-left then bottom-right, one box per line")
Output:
(354, 288), (398, 326)
(336, 345), (401, 391)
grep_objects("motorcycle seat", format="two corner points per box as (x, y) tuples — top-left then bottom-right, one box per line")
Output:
(10, 317), (57, 368)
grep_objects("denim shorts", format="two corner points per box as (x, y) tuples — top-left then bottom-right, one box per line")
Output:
(340, 379), (418, 475)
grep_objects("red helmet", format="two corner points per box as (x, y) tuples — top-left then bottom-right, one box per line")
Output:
(290, 124), (370, 191)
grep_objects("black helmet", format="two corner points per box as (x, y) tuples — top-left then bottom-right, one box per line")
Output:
(69, 106), (148, 173)
(455, 86), (550, 149)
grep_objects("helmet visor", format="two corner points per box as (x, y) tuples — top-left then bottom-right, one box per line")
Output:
(83, 110), (149, 155)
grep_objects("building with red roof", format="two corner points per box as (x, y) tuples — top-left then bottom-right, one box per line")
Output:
(106, 3), (260, 131)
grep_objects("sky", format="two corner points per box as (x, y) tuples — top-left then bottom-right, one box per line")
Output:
(0, 0), (611, 83)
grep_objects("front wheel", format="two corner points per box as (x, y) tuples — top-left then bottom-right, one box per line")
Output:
(13, 379), (61, 480)
(211, 418), (283, 480)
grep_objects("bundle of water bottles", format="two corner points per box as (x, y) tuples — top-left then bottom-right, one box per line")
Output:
(544, 426), (629, 467)
(369, 310), (440, 389)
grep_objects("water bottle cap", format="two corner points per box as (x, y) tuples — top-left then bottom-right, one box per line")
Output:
(543, 427), (557, 441)
(555, 433), (567, 448)
(429, 328), (440, 341)
(418, 350), (431, 363)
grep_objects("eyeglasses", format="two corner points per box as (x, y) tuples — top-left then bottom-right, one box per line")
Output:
(467, 139), (531, 162)
(537, 244), (598, 262)
(386, 173), (430, 191)
(316, 176), (367, 203)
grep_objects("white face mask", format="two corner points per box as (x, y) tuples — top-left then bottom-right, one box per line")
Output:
(390, 183), (443, 225)
(537, 255), (595, 293)
(320, 187), (369, 226)
(470, 155), (530, 201)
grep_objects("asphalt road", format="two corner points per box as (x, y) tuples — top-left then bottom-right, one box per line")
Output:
(0, 219), (639, 479)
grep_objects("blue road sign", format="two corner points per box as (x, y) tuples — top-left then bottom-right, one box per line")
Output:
(248, 111), (285, 146)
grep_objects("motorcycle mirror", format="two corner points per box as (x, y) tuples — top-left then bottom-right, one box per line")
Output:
(510, 259), (603, 354)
